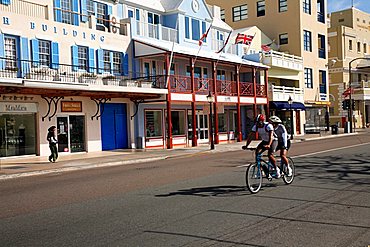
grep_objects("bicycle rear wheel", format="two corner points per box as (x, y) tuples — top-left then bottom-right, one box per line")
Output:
(246, 163), (262, 193)
(282, 157), (295, 184)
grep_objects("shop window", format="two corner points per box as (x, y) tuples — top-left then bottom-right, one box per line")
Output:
(145, 110), (163, 137)
(171, 111), (185, 135)
(0, 113), (36, 157)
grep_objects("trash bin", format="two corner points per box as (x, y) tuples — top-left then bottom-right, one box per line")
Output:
(331, 124), (338, 135)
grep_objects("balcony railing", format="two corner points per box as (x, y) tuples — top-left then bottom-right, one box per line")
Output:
(162, 26), (178, 43)
(169, 75), (192, 93)
(0, 0), (48, 19)
(270, 85), (304, 102)
(216, 80), (237, 96)
(135, 21), (178, 43)
(212, 40), (238, 55)
(262, 50), (303, 71)
(240, 82), (254, 96)
(0, 58), (166, 89)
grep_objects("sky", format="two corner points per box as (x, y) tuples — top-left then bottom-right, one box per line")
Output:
(327, 0), (370, 13)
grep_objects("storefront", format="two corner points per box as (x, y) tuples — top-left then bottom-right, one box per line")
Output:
(0, 102), (37, 157)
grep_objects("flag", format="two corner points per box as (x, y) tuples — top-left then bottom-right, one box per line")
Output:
(235, 33), (254, 45)
(342, 87), (354, 98)
(198, 24), (212, 46)
(215, 30), (232, 53)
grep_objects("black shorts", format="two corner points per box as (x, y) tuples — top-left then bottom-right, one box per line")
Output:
(257, 140), (278, 154)
(277, 139), (291, 151)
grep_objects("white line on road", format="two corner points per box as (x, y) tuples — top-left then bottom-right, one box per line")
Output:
(236, 142), (370, 167)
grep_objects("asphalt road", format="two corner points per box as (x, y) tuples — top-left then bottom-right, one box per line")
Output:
(1, 133), (370, 246)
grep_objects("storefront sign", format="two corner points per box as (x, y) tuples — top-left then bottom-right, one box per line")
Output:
(61, 101), (82, 112)
(0, 102), (37, 113)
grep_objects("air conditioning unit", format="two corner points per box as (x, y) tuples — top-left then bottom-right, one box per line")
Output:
(96, 24), (107, 32)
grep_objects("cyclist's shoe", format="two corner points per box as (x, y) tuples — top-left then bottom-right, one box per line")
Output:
(242, 145), (247, 150)
(272, 167), (281, 178)
(287, 165), (293, 176)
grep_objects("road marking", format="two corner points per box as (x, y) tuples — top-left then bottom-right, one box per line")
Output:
(236, 142), (370, 167)
(292, 142), (370, 158)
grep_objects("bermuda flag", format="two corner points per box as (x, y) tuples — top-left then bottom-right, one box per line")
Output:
(198, 24), (212, 46)
(342, 87), (354, 98)
(235, 33), (254, 45)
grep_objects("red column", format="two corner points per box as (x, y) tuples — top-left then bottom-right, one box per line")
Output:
(212, 61), (219, 144)
(236, 65), (242, 142)
(166, 54), (173, 149)
(265, 69), (270, 117)
(190, 58), (197, 147)
(253, 67), (257, 117)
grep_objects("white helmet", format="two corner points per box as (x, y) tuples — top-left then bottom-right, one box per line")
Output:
(269, 116), (282, 123)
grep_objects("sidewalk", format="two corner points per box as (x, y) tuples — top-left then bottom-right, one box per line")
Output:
(0, 130), (365, 180)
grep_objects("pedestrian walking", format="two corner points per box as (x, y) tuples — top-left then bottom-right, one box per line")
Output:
(47, 126), (58, 162)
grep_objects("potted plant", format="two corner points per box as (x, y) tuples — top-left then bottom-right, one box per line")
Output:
(102, 75), (117, 85)
(79, 72), (97, 84)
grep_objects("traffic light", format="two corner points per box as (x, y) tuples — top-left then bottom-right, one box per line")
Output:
(342, 99), (349, 110)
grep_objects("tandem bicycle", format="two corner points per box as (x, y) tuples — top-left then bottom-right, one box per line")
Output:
(244, 144), (295, 194)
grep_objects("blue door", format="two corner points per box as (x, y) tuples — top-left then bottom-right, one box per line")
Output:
(101, 103), (128, 150)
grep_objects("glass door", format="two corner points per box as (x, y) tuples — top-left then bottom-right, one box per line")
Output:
(57, 117), (69, 153)
(57, 116), (86, 153)
(187, 110), (209, 143)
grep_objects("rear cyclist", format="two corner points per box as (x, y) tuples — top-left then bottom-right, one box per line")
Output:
(243, 114), (280, 178)
(268, 116), (293, 176)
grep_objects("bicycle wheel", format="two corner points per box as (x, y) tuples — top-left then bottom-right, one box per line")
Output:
(282, 157), (295, 185)
(246, 163), (262, 193)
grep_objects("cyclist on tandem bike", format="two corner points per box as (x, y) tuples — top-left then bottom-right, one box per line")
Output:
(243, 114), (281, 178)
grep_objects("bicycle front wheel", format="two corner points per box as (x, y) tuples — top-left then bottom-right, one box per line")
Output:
(246, 163), (262, 193)
(282, 157), (295, 185)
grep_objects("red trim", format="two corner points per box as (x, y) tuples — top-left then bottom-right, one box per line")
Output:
(190, 58), (198, 147)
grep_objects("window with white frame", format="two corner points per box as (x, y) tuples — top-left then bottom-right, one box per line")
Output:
(103, 50), (122, 74)
(112, 52), (121, 73)
(232, 5), (248, 22)
(96, 2), (107, 26)
(304, 30), (312, 52)
(304, 68), (313, 88)
(61, 0), (73, 24)
(77, 46), (88, 70)
(103, 50), (111, 72)
(4, 36), (17, 69)
(145, 110), (163, 137)
(257, 1), (265, 17)
(39, 40), (51, 66)
(279, 0), (287, 12)
(303, 0), (311, 14)
(86, 0), (94, 16)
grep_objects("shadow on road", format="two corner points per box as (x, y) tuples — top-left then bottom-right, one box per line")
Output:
(156, 185), (250, 197)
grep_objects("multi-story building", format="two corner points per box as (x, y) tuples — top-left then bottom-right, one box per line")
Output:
(328, 7), (370, 130)
(207, 0), (330, 135)
(0, 0), (267, 158)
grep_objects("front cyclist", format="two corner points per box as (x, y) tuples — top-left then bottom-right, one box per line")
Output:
(243, 114), (280, 178)
(269, 116), (293, 176)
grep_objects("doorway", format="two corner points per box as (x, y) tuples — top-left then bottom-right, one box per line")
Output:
(56, 115), (86, 153)
(187, 110), (209, 144)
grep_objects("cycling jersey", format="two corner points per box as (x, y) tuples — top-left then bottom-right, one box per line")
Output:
(274, 124), (288, 148)
(251, 122), (276, 142)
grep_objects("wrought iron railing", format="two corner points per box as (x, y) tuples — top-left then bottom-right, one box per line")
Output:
(0, 0), (48, 19)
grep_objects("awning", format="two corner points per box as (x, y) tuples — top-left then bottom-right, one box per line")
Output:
(270, 101), (306, 110)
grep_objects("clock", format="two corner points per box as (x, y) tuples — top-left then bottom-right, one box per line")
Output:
(192, 0), (200, 13)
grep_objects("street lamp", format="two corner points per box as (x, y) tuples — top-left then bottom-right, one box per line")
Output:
(207, 91), (215, 150)
(348, 57), (370, 133)
(288, 96), (293, 140)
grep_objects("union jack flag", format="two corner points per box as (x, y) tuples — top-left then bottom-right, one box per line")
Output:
(235, 33), (254, 45)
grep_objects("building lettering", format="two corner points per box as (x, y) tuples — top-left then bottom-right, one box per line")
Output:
(5, 104), (27, 112)
(3, 17), (10, 25)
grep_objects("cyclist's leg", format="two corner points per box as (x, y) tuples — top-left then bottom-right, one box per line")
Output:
(268, 140), (278, 169)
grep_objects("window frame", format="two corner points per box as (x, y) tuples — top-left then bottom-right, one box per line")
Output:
(303, 30), (312, 52)
(279, 33), (288, 45)
(4, 36), (17, 69)
(257, 0), (265, 17)
(220, 9), (225, 21)
(303, 0), (311, 14)
(77, 46), (88, 71)
(61, 0), (73, 24)
(304, 68), (313, 88)
(39, 40), (51, 67)
(279, 0), (288, 12)
(145, 109), (163, 138)
(232, 4), (248, 22)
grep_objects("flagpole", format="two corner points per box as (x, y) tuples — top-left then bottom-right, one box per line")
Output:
(192, 24), (212, 68)
(165, 16), (179, 88)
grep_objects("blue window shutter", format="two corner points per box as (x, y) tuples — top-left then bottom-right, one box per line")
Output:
(20, 37), (30, 78)
(185, 17), (189, 39)
(54, 0), (62, 22)
(71, 45), (79, 71)
(30, 39), (39, 66)
(0, 34), (5, 70)
(122, 53), (129, 76)
(72, 0), (79, 26)
(96, 49), (104, 74)
(107, 5), (112, 16)
(80, 0), (88, 22)
(2, 0), (11, 5)
(51, 42), (59, 69)
(88, 48), (95, 73)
